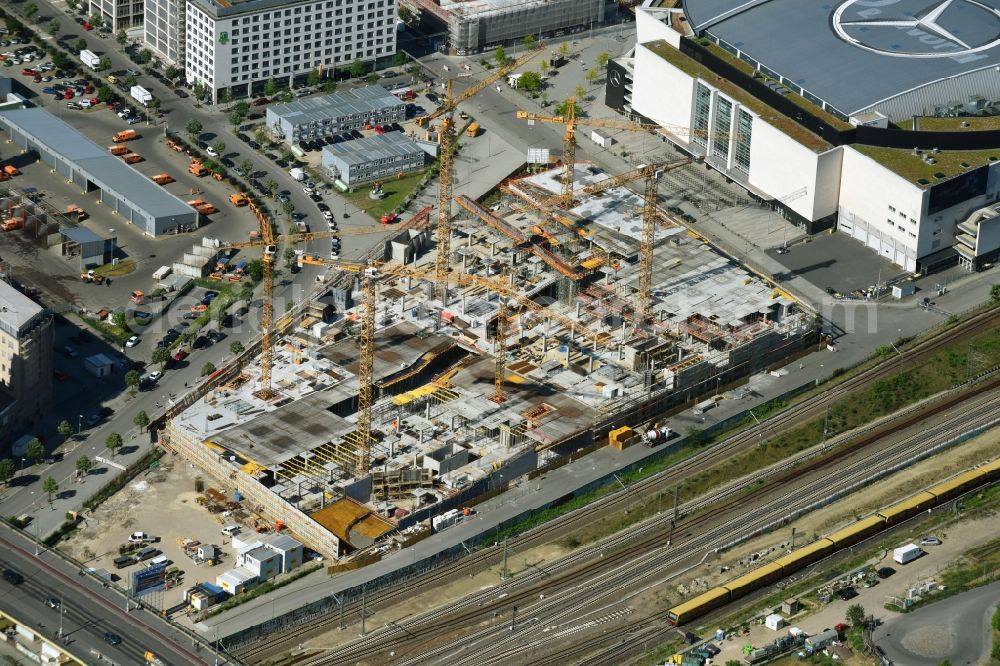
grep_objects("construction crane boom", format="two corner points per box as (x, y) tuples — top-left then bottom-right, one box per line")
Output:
(517, 100), (735, 207)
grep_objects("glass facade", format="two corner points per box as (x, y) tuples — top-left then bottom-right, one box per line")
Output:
(712, 97), (732, 160)
(734, 108), (753, 174)
(692, 82), (711, 149)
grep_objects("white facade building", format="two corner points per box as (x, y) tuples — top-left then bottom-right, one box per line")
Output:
(144, 0), (185, 65)
(90, 0), (145, 32)
(184, 0), (397, 102)
(624, 6), (1000, 274)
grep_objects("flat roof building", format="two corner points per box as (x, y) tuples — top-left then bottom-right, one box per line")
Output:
(0, 280), (52, 453)
(321, 132), (425, 186)
(266, 86), (405, 144)
(0, 109), (198, 237)
(182, 0), (397, 103)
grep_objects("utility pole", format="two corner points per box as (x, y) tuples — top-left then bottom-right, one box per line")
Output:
(214, 627), (219, 666)
(58, 594), (64, 639)
(510, 606), (517, 631)
(822, 405), (829, 443)
(667, 519), (674, 546)
(501, 537), (509, 580)
(790, 527), (796, 550)
(338, 595), (345, 630)
(672, 485), (679, 523)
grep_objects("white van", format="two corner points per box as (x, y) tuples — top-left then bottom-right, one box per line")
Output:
(220, 525), (241, 537)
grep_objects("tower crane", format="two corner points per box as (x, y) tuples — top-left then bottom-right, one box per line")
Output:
(516, 100), (734, 208)
(414, 44), (544, 298)
(296, 256), (618, 475)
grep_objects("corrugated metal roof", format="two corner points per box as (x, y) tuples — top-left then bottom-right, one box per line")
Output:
(0, 279), (44, 336)
(268, 86), (403, 126)
(322, 132), (424, 167)
(0, 108), (196, 220)
(62, 227), (104, 244)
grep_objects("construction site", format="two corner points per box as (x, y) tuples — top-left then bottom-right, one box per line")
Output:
(162, 56), (818, 563)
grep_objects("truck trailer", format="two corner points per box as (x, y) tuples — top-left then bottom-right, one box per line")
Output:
(130, 85), (153, 107)
(80, 49), (100, 69)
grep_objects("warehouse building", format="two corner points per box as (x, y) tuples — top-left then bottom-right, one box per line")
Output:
(0, 109), (198, 237)
(399, 0), (606, 55)
(182, 0), (397, 103)
(321, 132), (425, 186)
(266, 86), (405, 145)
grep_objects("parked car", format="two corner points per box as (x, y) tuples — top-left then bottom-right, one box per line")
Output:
(836, 587), (858, 600)
(172, 349), (188, 362)
(103, 632), (122, 646)
(125, 335), (140, 348)
(53, 369), (68, 382)
(920, 536), (942, 546)
(276, 192), (290, 204)
(63, 345), (79, 358)
(252, 97), (269, 106)
(876, 567), (896, 579)
(2, 569), (24, 584)
(45, 597), (60, 609)
(205, 330), (226, 343)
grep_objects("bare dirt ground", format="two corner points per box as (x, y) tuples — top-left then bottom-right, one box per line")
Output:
(62, 458), (236, 613)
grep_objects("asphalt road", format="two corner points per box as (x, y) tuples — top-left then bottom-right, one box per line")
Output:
(0, 523), (220, 665)
(874, 580), (1000, 666)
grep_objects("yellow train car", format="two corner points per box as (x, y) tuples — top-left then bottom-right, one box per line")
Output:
(667, 587), (731, 625)
(877, 491), (936, 525)
(723, 562), (784, 598)
(827, 515), (886, 549)
(772, 538), (835, 574)
(926, 469), (990, 503)
(978, 458), (1000, 478)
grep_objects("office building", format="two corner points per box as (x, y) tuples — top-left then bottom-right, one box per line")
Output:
(0, 280), (52, 453)
(90, 0), (145, 32)
(144, 0), (186, 65)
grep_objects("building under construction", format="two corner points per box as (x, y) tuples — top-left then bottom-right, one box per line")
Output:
(401, 0), (608, 54)
(164, 162), (816, 560)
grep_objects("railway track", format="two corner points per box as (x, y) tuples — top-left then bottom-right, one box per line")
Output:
(235, 308), (997, 662)
(290, 385), (1000, 665)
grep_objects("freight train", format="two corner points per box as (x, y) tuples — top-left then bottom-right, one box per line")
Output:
(666, 459), (1000, 625)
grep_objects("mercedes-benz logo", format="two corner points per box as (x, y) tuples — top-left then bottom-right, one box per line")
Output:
(609, 69), (622, 87)
(833, 0), (1000, 59)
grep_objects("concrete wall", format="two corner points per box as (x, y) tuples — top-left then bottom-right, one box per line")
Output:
(632, 43), (693, 130)
(746, 119), (825, 224)
(636, 8), (681, 48)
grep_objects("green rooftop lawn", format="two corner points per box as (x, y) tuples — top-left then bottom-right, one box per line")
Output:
(915, 116), (1000, 131)
(644, 40), (832, 152)
(853, 144), (1000, 186)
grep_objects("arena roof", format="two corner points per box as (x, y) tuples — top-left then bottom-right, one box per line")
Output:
(683, 0), (1000, 116)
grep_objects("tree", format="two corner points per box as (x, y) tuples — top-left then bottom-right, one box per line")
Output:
(137, 48), (152, 64)
(246, 259), (264, 282)
(111, 310), (127, 328)
(281, 200), (295, 219)
(264, 178), (278, 197)
(116, 29), (128, 50)
(193, 81), (206, 99)
(164, 65), (180, 82)
(322, 80), (336, 93)
(574, 84), (586, 101)
(279, 146), (295, 163)
(558, 42), (570, 58)
(521, 35), (536, 50)
(280, 89), (293, 103)
(221, 87), (233, 105)
(57, 420), (73, 439)
(596, 51), (611, 68)
(494, 47), (508, 67)
(133, 411), (149, 430)
(517, 71), (542, 92)
(586, 68), (599, 85)
(685, 427), (709, 448)
(24, 3), (38, 20)
(151, 346), (169, 370)
(124, 369), (141, 395)
(124, 75), (137, 89)
(201, 362), (216, 377)
(724, 661), (742, 666)
(398, 5), (414, 24)
(990, 283), (1000, 304)
(0, 459), (14, 486)
(239, 283), (254, 303)
(407, 64), (421, 81)
(538, 59), (549, 76)
(25, 439), (44, 466)
(306, 69), (321, 87)
(283, 247), (296, 265)
(52, 52), (70, 71)
(230, 341), (245, 355)
(185, 118), (203, 139)
(349, 60), (367, 78)
(97, 56), (112, 72)
(254, 126), (269, 146)
(47, 18), (60, 37)
(105, 432), (123, 457)
(234, 100), (250, 118)
(74, 37), (87, 52)
(846, 603), (866, 628)
(393, 51), (407, 67)
(4, 16), (22, 34)
(89, 14), (104, 29)
(76, 455), (93, 476)
(96, 85), (114, 103)
(43, 477), (59, 505)
(263, 78), (278, 97)
(238, 158), (254, 177)
(554, 99), (582, 117)
(211, 139), (226, 155)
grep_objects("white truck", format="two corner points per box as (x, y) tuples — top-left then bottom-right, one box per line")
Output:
(80, 49), (100, 70)
(130, 85), (153, 107)
(893, 543), (923, 565)
(128, 531), (156, 544)
(152, 266), (172, 281)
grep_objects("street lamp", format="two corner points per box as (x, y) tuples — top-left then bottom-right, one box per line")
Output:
(77, 414), (83, 434)
(108, 228), (115, 262)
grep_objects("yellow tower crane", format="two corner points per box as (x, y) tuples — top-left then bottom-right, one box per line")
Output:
(414, 44), (544, 298)
(515, 101), (732, 208)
